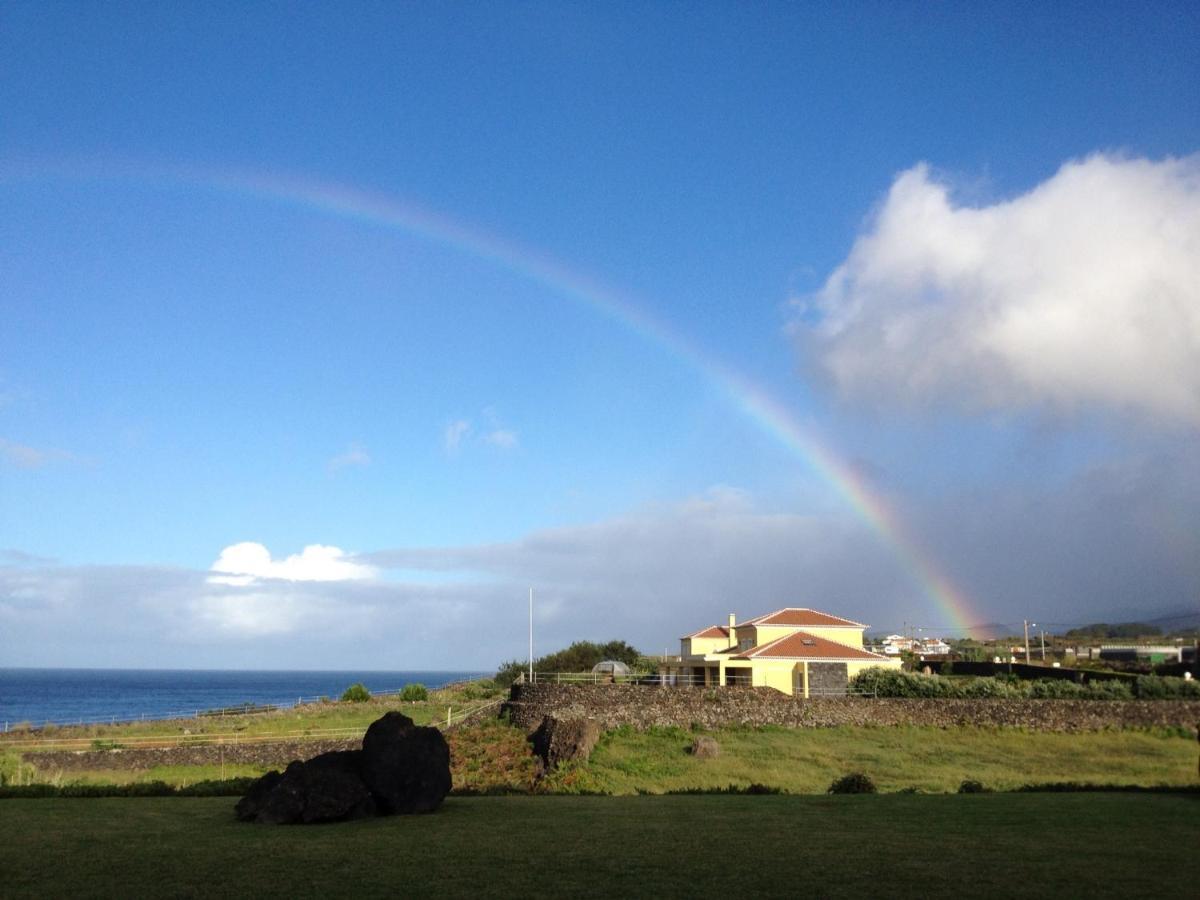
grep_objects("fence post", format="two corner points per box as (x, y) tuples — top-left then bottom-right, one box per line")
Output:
(446, 707), (451, 728)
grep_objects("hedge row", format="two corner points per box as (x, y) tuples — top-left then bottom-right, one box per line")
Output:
(850, 668), (1200, 700)
(0, 777), (257, 799)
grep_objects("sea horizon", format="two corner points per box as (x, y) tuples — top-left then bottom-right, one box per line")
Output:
(0, 667), (491, 729)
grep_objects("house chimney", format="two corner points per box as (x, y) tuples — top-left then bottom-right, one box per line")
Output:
(728, 613), (737, 648)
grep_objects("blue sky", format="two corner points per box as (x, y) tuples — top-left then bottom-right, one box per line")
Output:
(2, 3), (1198, 668)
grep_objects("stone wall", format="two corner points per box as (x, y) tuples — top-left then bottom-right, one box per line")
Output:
(503, 683), (1200, 734)
(808, 663), (848, 696)
(26, 738), (359, 774)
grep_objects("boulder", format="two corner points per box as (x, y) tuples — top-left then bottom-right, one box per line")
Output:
(295, 750), (377, 823)
(360, 711), (452, 814)
(234, 769), (284, 822)
(236, 712), (450, 823)
(689, 736), (720, 759)
(236, 751), (375, 825)
(529, 716), (601, 770)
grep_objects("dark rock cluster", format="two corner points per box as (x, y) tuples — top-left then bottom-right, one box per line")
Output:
(235, 712), (450, 824)
(528, 716), (601, 771)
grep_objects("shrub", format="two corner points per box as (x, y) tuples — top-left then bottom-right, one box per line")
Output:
(1136, 675), (1200, 700)
(495, 639), (643, 686)
(850, 668), (951, 698)
(1028, 679), (1086, 699)
(959, 677), (1021, 699)
(958, 779), (991, 793)
(399, 682), (429, 702)
(1083, 679), (1134, 700)
(827, 773), (877, 794)
(341, 682), (371, 703)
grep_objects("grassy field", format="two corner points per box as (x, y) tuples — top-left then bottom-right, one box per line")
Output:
(544, 725), (1199, 794)
(0, 793), (1196, 897)
(7, 721), (1197, 794)
(0, 681), (504, 751)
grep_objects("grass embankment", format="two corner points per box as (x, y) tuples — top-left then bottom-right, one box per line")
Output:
(543, 725), (1198, 794)
(1, 717), (537, 794)
(1, 794), (1196, 897)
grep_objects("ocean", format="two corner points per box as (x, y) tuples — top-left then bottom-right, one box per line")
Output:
(0, 668), (488, 729)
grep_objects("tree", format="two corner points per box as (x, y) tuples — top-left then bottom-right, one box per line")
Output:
(494, 639), (643, 686)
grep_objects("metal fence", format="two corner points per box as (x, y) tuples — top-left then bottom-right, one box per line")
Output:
(515, 671), (876, 695)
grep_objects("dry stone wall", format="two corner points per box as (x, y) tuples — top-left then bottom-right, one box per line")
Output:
(26, 738), (359, 774)
(503, 684), (1200, 734)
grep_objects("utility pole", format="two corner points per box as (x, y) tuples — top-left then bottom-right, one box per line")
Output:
(1040, 629), (1046, 662)
(528, 587), (534, 683)
(1024, 620), (1031, 665)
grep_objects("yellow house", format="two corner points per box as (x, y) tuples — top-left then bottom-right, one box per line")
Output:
(666, 607), (901, 697)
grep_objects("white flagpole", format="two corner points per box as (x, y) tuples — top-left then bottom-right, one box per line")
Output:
(528, 587), (534, 682)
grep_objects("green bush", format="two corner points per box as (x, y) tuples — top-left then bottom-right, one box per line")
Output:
(664, 783), (784, 795)
(958, 779), (991, 793)
(1083, 679), (1134, 700)
(1136, 675), (1200, 699)
(0, 777), (255, 800)
(457, 678), (500, 700)
(495, 639), (643, 686)
(1028, 679), (1086, 699)
(850, 666), (1151, 701)
(341, 682), (371, 703)
(827, 773), (877, 794)
(399, 683), (429, 702)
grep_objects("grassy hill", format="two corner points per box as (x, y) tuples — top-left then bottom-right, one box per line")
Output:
(545, 724), (1198, 794)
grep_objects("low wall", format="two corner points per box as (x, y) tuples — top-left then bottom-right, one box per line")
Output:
(25, 738), (359, 774)
(503, 684), (1200, 734)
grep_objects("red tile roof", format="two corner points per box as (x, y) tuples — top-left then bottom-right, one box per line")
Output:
(737, 607), (867, 629)
(734, 630), (888, 661)
(682, 625), (731, 640)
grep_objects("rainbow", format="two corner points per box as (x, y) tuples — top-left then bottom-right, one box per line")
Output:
(2, 159), (983, 632)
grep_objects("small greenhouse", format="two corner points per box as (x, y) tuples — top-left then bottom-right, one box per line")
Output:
(591, 660), (632, 679)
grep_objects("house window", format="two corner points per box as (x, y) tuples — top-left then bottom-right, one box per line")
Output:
(739, 638), (753, 651)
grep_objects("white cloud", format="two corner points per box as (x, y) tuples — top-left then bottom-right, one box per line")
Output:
(444, 419), (472, 452)
(5, 466), (1199, 667)
(484, 429), (518, 449)
(798, 153), (1200, 425)
(328, 443), (370, 471)
(208, 542), (377, 586)
(0, 438), (72, 468)
(445, 413), (520, 452)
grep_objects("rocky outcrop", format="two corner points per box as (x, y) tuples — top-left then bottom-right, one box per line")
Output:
(528, 717), (601, 771)
(235, 712), (450, 824)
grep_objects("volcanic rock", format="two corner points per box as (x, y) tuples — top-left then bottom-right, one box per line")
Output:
(360, 711), (452, 814)
(529, 716), (601, 770)
(236, 712), (450, 824)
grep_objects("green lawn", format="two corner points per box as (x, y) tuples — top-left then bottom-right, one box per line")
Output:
(0, 794), (1196, 897)
(546, 725), (1199, 793)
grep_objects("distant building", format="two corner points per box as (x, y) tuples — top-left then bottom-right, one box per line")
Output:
(917, 638), (952, 656)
